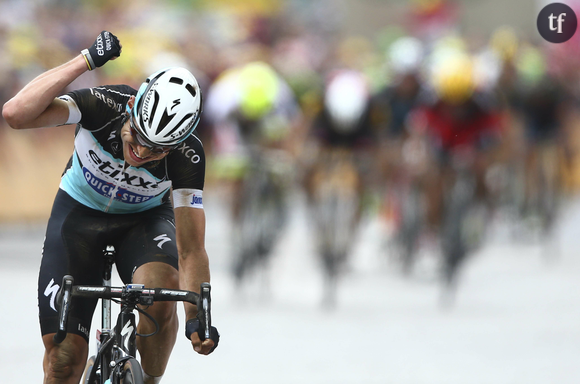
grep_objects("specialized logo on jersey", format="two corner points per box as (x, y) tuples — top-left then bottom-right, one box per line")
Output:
(44, 278), (60, 312)
(111, 141), (120, 153)
(154, 234), (172, 249)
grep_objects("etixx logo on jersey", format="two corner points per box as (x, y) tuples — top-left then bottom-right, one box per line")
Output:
(537, 3), (577, 43)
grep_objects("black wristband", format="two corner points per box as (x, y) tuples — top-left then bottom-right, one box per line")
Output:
(83, 30), (121, 69)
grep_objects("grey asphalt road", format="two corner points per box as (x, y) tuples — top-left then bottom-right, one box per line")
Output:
(2, 193), (580, 384)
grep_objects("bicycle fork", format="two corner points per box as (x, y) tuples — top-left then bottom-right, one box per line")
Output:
(98, 246), (115, 382)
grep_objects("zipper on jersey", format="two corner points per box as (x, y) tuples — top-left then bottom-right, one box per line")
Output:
(104, 160), (129, 213)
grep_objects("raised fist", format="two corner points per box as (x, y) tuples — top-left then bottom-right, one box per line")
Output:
(81, 30), (122, 70)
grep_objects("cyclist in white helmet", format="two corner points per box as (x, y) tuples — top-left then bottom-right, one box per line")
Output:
(2, 31), (219, 384)
(302, 69), (379, 305)
(130, 67), (202, 149)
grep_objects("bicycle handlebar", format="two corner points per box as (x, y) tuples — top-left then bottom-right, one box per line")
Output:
(53, 275), (74, 344)
(53, 275), (212, 344)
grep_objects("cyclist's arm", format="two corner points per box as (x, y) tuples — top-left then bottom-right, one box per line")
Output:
(4, 31), (121, 129)
(2, 55), (87, 129)
(174, 205), (214, 354)
(175, 206), (210, 297)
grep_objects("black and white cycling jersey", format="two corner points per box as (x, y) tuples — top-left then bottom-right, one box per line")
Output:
(58, 85), (205, 214)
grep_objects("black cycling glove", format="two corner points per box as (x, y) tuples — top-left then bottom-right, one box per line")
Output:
(81, 30), (121, 70)
(185, 318), (220, 353)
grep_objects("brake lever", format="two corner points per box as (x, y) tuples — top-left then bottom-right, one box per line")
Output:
(53, 275), (74, 344)
(198, 283), (211, 340)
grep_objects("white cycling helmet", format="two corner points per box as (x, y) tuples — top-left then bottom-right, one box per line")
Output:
(388, 36), (424, 76)
(131, 67), (202, 147)
(324, 70), (369, 133)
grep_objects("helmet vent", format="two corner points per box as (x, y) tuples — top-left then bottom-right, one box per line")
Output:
(169, 77), (183, 85)
(148, 91), (160, 128)
(186, 83), (197, 97)
(157, 109), (173, 134)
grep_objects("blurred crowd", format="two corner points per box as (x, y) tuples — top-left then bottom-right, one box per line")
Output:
(3, 0), (580, 289)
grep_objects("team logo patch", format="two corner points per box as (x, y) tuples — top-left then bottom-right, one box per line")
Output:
(191, 195), (202, 206)
(83, 167), (152, 204)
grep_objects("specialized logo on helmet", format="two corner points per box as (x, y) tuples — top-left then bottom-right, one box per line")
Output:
(170, 116), (197, 139)
(142, 82), (159, 124)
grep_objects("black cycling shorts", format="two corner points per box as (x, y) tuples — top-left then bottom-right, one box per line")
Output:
(38, 189), (179, 342)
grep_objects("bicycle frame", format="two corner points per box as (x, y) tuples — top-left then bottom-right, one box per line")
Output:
(98, 245), (116, 383)
(53, 245), (212, 384)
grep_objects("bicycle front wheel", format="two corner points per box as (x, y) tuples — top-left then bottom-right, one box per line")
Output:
(82, 355), (99, 384)
(120, 358), (144, 384)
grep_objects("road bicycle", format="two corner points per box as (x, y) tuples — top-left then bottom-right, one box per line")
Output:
(389, 178), (427, 276)
(439, 149), (488, 304)
(382, 132), (431, 277)
(54, 246), (215, 384)
(527, 144), (561, 237)
(232, 146), (291, 284)
(310, 148), (361, 307)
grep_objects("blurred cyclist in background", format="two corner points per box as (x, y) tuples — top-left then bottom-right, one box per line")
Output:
(513, 44), (571, 235)
(372, 36), (425, 183)
(488, 27), (521, 109)
(411, 46), (506, 229)
(304, 69), (377, 214)
(205, 61), (302, 285)
(3, 31), (219, 384)
(302, 69), (378, 305)
(477, 27), (526, 220)
(369, 37), (427, 268)
(405, 44), (507, 287)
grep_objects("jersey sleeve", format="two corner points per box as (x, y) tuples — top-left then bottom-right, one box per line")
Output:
(65, 85), (135, 132)
(167, 134), (206, 191)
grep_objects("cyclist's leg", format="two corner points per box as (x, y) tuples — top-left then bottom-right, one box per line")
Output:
(41, 333), (88, 384)
(39, 190), (104, 384)
(115, 208), (179, 383)
(132, 263), (178, 383)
